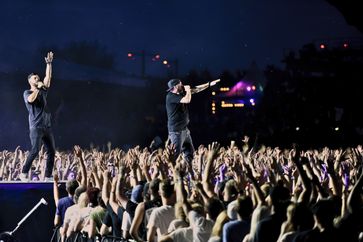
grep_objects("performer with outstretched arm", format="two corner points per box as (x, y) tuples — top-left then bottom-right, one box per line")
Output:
(20, 52), (55, 181)
(165, 78), (220, 162)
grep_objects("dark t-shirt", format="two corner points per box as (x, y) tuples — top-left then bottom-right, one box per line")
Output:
(166, 92), (189, 132)
(254, 213), (286, 242)
(335, 209), (363, 242)
(56, 196), (74, 226)
(223, 219), (250, 242)
(126, 200), (138, 218)
(23, 88), (51, 129)
(102, 203), (122, 237)
(293, 227), (339, 242)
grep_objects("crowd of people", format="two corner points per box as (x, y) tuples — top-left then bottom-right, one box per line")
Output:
(1, 139), (363, 242)
(2, 50), (363, 241)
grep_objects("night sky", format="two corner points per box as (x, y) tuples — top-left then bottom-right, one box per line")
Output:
(0, 0), (362, 75)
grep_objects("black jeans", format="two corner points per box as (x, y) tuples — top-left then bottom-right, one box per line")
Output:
(22, 127), (55, 177)
(168, 128), (195, 162)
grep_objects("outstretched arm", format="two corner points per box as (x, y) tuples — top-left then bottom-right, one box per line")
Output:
(74, 145), (87, 188)
(191, 79), (220, 94)
(115, 175), (129, 209)
(101, 170), (110, 205)
(347, 170), (363, 213)
(53, 174), (61, 227)
(202, 142), (220, 198)
(244, 163), (266, 206)
(293, 156), (312, 205)
(43, 51), (53, 88)
(175, 164), (192, 216)
(130, 202), (146, 242)
(109, 176), (120, 215)
(191, 83), (209, 94)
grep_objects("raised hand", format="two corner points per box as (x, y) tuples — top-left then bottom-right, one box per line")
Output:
(243, 163), (255, 181)
(242, 135), (249, 144)
(164, 144), (177, 167)
(74, 145), (83, 159)
(209, 79), (220, 86)
(45, 51), (54, 64)
(156, 155), (169, 179)
(174, 162), (184, 178)
(127, 149), (139, 171)
(207, 142), (221, 160)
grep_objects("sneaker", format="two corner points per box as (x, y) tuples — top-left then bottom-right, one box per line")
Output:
(44, 176), (54, 182)
(19, 173), (29, 182)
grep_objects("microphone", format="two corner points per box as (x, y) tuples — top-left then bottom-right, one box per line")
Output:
(10, 197), (49, 235)
(40, 198), (48, 206)
(36, 82), (47, 90)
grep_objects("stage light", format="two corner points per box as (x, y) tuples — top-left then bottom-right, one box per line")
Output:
(234, 103), (245, 107)
(252, 85), (256, 90)
(163, 60), (168, 65)
(212, 91), (216, 96)
(155, 54), (160, 59)
(221, 103), (233, 108)
(127, 53), (133, 58)
(335, 127), (339, 131)
(249, 98), (254, 103)
(343, 43), (348, 48)
(212, 103), (216, 107)
(212, 111), (216, 114)
(247, 86), (251, 91)
(320, 44), (325, 49)
(296, 127), (300, 131)
(212, 107), (216, 111)
(251, 103), (255, 106)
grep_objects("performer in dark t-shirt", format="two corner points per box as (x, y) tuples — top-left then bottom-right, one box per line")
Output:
(20, 51), (56, 182)
(165, 78), (220, 162)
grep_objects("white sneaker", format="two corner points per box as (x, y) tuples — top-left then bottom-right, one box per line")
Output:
(44, 176), (54, 182)
(19, 173), (29, 182)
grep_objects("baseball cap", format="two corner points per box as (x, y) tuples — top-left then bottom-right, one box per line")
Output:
(167, 79), (181, 91)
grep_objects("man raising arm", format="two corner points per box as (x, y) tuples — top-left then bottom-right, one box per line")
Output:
(20, 51), (55, 181)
